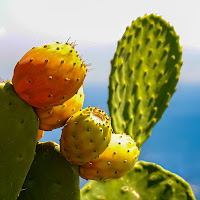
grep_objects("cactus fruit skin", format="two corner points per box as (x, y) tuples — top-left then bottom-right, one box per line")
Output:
(81, 161), (196, 200)
(34, 86), (85, 131)
(18, 141), (80, 200)
(108, 14), (183, 149)
(60, 106), (112, 165)
(0, 82), (39, 200)
(80, 133), (140, 181)
(37, 129), (44, 141)
(12, 42), (87, 108)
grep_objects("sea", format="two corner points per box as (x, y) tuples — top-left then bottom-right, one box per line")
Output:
(40, 83), (200, 199)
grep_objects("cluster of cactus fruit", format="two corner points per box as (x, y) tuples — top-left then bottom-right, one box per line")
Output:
(0, 13), (196, 200)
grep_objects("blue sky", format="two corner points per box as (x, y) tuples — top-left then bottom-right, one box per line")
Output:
(0, 0), (200, 84)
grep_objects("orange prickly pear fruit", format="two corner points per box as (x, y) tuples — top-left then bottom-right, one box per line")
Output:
(34, 86), (85, 131)
(37, 129), (44, 141)
(80, 133), (140, 181)
(12, 42), (87, 108)
(60, 106), (112, 165)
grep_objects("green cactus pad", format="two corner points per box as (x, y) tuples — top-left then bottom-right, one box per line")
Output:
(0, 82), (39, 200)
(108, 14), (182, 148)
(81, 161), (196, 200)
(18, 141), (80, 200)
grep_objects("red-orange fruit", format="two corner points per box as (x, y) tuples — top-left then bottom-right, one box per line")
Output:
(34, 86), (85, 131)
(37, 129), (44, 141)
(12, 42), (87, 108)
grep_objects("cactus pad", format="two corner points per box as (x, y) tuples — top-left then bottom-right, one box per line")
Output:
(108, 14), (183, 148)
(81, 161), (195, 200)
(0, 82), (39, 200)
(18, 141), (80, 200)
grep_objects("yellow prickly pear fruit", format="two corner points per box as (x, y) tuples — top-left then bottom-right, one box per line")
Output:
(34, 86), (85, 131)
(60, 106), (112, 165)
(80, 133), (140, 181)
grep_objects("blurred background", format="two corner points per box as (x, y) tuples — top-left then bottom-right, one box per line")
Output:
(0, 0), (199, 198)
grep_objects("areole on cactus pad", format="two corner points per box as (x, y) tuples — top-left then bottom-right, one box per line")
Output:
(12, 42), (87, 108)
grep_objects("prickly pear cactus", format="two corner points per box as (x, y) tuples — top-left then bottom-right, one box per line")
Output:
(108, 14), (183, 148)
(18, 141), (80, 200)
(81, 161), (196, 200)
(0, 82), (39, 200)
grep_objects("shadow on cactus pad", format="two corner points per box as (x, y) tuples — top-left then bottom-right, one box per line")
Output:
(18, 141), (80, 200)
